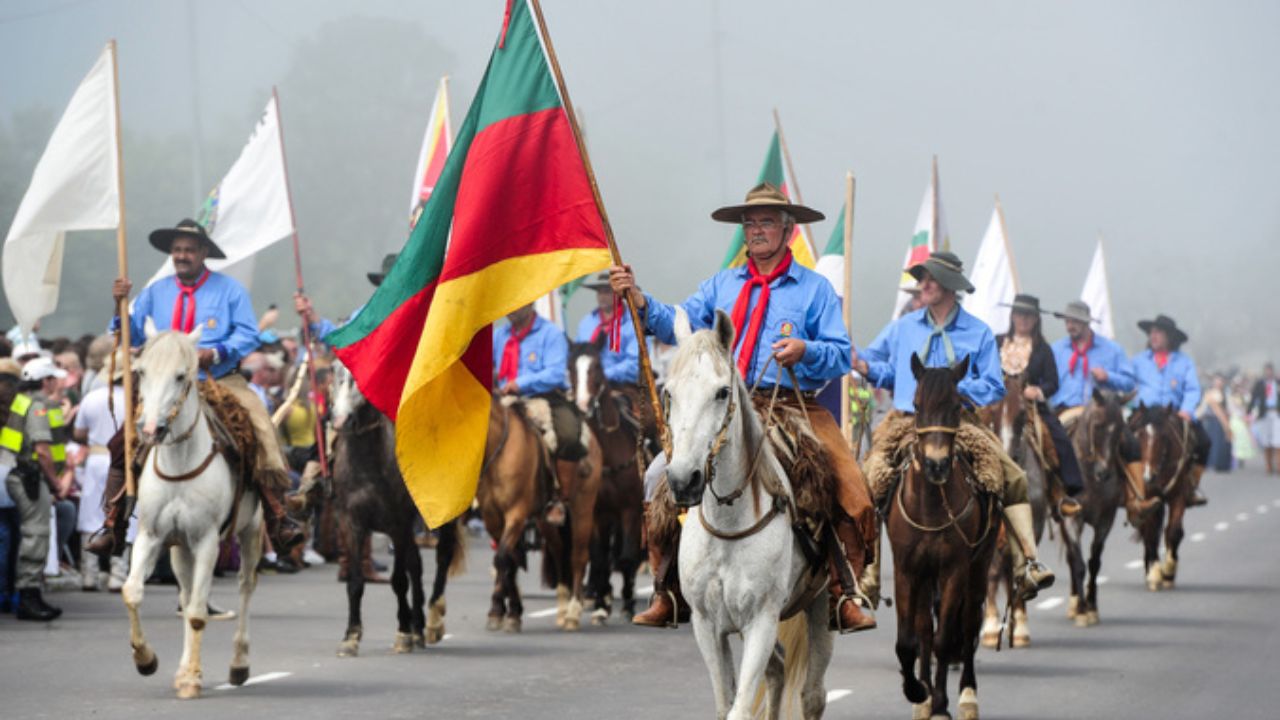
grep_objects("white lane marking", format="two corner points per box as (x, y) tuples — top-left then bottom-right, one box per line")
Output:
(1236, 513), (1250, 522)
(1125, 559), (1143, 570)
(1215, 522), (1230, 531)
(1191, 532), (1206, 543)
(1036, 597), (1063, 611)
(215, 671), (292, 691)
(442, 633), (454, 641)
(1097, 576), (1109, 585)
(528, 607), (559, 619)
(827, 689), (852, 703)
(1256, 505), (1269, 515)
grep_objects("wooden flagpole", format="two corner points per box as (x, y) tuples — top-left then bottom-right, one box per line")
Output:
(932, 155), (944, 252)
(840, 172), (855, 444)
(528, 0), (668, 451)
(273, 86), (329, 477)
(109, 40), (137, 500)
(772, 108), (817, 259)
(993, 194), (1024, 293)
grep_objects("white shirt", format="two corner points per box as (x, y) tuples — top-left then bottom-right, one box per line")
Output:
(74, 385), (126, 447)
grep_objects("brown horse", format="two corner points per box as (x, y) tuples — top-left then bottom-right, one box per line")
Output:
(977, 373), (1050, 649)
(569, 341), (645, 624)
(1130, 403), (1193, 592)
(329, 362), (465, 658)
(476, 397), (603, 632)
(890, 355), (998, 720)
(1062, 388), (1130, 626)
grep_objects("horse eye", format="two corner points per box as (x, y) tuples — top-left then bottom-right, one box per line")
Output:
(175, 372), (186, 383)
(716, 386), (730, 401)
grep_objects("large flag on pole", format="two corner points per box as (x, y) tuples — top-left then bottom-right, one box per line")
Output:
(146, 95), (292, 287)
(1081, 237), (1115, 338)
(3, 44), (119, 332)
(892, 158), (948, 318)
(965, 199), (1019, 335)
(720, 131), (818, 269)
(408, 76), (453, 224)
(328, 0), (612, 527)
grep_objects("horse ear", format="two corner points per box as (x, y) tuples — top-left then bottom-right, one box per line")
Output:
(674, 307), (693, 343)
(592, 332), (607, 353)
(1137, 400), (1146, 412)
(1119, 390), (1137, 405)
(910, 352), (925, 380)
(1092, 387), (1106, 405)
(187, 325), (203, 344)
(713, 309), (735, 352)
(951, 354), (970, 383)
(143, 317), (158, 340)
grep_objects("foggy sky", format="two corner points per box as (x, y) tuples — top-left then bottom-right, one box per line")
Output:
(1, 0), (1277, 370)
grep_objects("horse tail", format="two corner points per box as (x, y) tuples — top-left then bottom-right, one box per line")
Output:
(445, 518), (468, 578)
(748, 614), (811, 718)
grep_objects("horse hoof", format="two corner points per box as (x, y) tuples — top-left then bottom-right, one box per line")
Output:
(931, 714), (952, 720)
(1074, 613), (1090, 628)
(1085, 610), (1100, 626)
(1146, 565), (1164, 592)
(564, 617), (581, 632)
(591, 607), (608, 626)
(959, 687), (978, 720)
(412, 632), (426, 648)
(176, 680), (201, 700)
(336, 640), (360, 658)
(134, 646), (158, 676)
(426, 626), (445, 645)
(502, 616), (522, 634)
(1160, 579), (1175, 590)
(912, 701), (932, 720)
(1012, 633), (1030, 648)
(1066, 595), (1079, 619)
(486, 614), (502, 632)
(229, 666), (249, 686)
(392, 632), (414, 654)
(980, 631), (999, 649)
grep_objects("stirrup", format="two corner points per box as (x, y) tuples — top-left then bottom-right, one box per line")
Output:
(831, 594), (875, 634)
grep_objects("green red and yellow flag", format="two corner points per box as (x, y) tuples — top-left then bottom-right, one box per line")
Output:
(328, 0), (612, 527)
(720, 131), (818, 269)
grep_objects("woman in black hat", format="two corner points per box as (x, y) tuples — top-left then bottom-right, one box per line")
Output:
(997, 295), (1085, 517)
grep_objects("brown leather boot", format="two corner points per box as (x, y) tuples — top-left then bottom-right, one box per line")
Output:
(827, 522), (876, 633)
(85, 466), (129, 557)
(260, 486), (306, 552)
(1187, 465), (1208, 507)
(633, 542), (678, 628)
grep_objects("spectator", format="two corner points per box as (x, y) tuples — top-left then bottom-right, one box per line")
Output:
(72, 348), (127, 591)
(1198, 374), (1234, 472)
(1249, 363), (1280, 474)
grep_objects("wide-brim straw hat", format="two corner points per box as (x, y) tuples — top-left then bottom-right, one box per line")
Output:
(1138, 314), (1188, 345)
(710, 182), (824, 224)
(1001, 293), (1045, 315)
(907, 250), (975, 294)
(1053, 300), (1096, 325)
(149, 218), (226, 259)
(367, 253), (398, 286)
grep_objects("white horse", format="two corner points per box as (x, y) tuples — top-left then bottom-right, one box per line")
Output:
(122, 320), (263, 700)
(665, 309), (832, 720)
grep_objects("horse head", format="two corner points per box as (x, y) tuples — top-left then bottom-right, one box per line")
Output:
(1129, 401), (1178, 487)
(330, 359), (365, 431)
(569, 337), (607, 415)
(1077, 387), (1125, 480)
(662, 308), (745, 507)
(135, 317), (201, 443)
(910, 354), (969, 483)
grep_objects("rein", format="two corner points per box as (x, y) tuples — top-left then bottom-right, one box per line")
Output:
(148, 378), (224, 482)
(895, 417), (997, 549)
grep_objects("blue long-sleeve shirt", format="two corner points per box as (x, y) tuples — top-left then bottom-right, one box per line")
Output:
(493, 315), (569, 395)
(1049, 334), (1136, 409)
(114, 271), (260, 380)
(575, 309), (639, 384)
(642, 261), (850, 391)
(861, 305), (1005, 413)
(1132, 349), (1201, 415)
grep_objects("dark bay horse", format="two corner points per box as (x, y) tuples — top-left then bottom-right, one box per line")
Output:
(570, 340), (645, 624)
(1130, 403), (1193, 592)
(1062, 388), (1130, 626)
(890, 356), (998, 720)
(978, 373), (1050, 649)
(477, 397), (603, 632)
(329, 362), (464, 657)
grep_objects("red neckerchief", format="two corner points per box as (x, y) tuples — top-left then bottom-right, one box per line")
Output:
(1069, 335), (1093, 376)
(171, 270), (211, 333)
(1153, 350), (1170, 370)
(729, 250), (793, 378)
(590, 298), (624, 353)
(497, 317), (535, 385)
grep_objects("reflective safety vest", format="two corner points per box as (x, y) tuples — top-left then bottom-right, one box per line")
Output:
(0, 392), (67, 467)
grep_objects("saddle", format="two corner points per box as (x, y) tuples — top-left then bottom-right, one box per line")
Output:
(129, 380), (259, 485)
(863, 411), (1006, 504)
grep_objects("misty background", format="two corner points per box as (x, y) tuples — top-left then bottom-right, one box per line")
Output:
(1, 0), (1276, 372)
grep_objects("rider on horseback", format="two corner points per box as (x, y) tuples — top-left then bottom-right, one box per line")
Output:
(86, 219), (304, 557)
(495, 303), (587, 526)
(1131, 314), (1210, 507)
(610, 182), (880, 634)
(1050, 300), (1160, 523)
(854, 251), (1054, 600)
(575, 273), (655, 440)
(997, 294), (1085, 518)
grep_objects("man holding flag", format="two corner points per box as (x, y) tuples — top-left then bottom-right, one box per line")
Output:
(575, 272), (640, 385)
(610, 182), (879, 634)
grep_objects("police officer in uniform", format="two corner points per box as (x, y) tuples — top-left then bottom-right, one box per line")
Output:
(1, 357), (71, 621)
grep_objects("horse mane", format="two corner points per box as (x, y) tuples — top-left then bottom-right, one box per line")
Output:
(141, 330), (198, 374)
(667, 329), (733, 381)
(914, 367), (962, 424)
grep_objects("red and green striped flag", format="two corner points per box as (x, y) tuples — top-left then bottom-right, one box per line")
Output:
(720, 131), (818, 269)
(328, 0), (612, 527)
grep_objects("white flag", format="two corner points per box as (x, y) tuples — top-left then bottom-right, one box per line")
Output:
(147, 95), (292, 288)
(534, 290), (564, 330)
(3, 44), (119, 332)
(1081, 238), (1115, 338)
(965, 203), (1019, 335)
(408, 77), (453, 221)
(892, 160), (947, 319)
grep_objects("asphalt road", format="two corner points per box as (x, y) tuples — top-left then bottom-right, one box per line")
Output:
(3, 467), (1278, 719)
